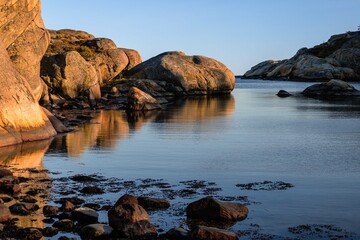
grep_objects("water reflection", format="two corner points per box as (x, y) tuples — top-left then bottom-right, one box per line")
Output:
(48, 95), (235, 156)
(0, 139), (52, 228)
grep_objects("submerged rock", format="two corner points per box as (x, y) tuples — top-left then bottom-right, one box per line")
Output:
(124, 51), (235, 95)
(137, 197), (171, 211)
(302, 79), (360, 97)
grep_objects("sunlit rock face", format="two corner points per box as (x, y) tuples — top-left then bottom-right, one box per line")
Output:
(0, 0), (50, 100)
(0, 41), (56, 147)
(0, 0), (56, 147)
(0, 139), (52, 229)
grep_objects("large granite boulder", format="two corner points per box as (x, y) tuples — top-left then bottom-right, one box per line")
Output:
(0, 0), (50, 100)
(41, 51), (101, 99)
(124, 51), (235, 95)
(244, 31), (360, 81)
(302, 79), (360, 97)
(43, 30), (142, 86)
(0, 41), (56, 147)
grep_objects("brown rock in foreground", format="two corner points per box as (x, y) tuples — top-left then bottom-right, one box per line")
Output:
(108, 194), (157, 239)
(186, 197), (248, 222)
(190, 225), (239, 240)
(124, 51), (235, 95)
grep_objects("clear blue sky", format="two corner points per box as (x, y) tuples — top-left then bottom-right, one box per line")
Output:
(42, 0), (359, 75)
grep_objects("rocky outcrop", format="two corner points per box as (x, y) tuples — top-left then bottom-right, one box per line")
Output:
(0, 0), (50, 101)
(0, 41), (56, 147)
(0, 0), (58, 147)
(124, 51), (235, 95)
(244, 31), (360, 81)
(302, 79), (360, 97)
(41, 51), (101, 99)
(41, 29), (141, 99)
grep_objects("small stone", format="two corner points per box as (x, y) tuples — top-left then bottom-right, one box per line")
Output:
(43, 205), (59, 216)
(42, 226), (59, 237)
(165, 227), (190, 240)
(21, 228), (43, 240)
(0, 204), (11, 222)
(53, 219), (74, 232)
(20, 195), (37, 203)
(190, 225), (238, 240)
(0, 168), (13, 178)
(80, 224), (113, 239)
(61, 200), (75, 212)
(79, 186), (104, 195)
(276, 90), (292, 97)
(10, 202), (39, 215)
(138, 197), (170, 211)
(72, 207), (99, 223)
(186, 197), (248, 222)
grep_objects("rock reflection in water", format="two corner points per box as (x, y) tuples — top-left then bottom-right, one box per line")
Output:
(0, 139), (52, 229)
(48, 95), (235, 156)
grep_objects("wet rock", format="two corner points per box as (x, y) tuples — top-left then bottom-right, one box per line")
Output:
(20, 228), (43, 240)
(72, 207), (99, 223)
(186, 197), (248, 222)
(127, 87), (161, 111)
(277, 90), (292, 97)
(164, 227), (190, 240)
(80, 224), (113, 239)
(83, 203), (101, 211)
(138, 197), (171, 211)
(80, 186), (104, 195)
(190, 225), (238, 240)
(42, 226), (59, 237)
(70, 174), (100, 182)
(61, 200), (76, 212)
(0, 204), (11, 222)
(43, 205), (59, 216)
(20, 195), (37, 203)
(53, 219), (75, 232)
(108, 194), (157, 239)
(0, 168), (13, 178)
(58, 197), (86, 206)
(302, 79), (360, 97)
(124, 51), (235, 95)
(10, 202), (39, 215)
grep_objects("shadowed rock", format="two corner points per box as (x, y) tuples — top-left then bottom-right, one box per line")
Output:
(190, 225), (239, 240)
(127, 87), (161, 111)
(302, 79), (360, 97)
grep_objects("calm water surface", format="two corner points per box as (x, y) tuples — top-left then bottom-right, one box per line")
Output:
(2, 79), (360, 238)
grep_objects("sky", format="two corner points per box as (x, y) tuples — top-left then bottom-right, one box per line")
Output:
(42, 0), (360, 75)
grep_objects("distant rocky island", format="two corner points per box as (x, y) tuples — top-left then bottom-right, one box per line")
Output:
(243, 31), (360, 81)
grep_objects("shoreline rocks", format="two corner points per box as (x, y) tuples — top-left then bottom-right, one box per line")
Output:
(243, 31), (360, 82)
